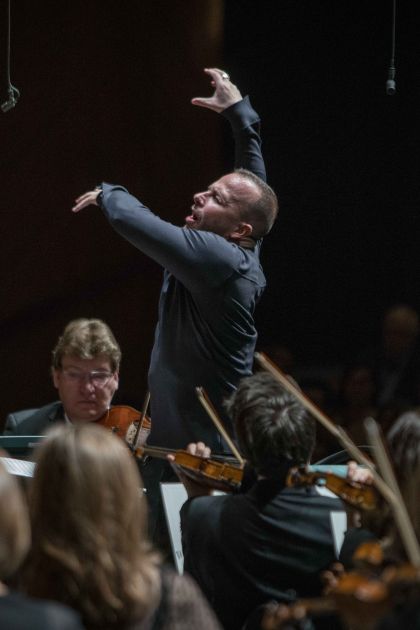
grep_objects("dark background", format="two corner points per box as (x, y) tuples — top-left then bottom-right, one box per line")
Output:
(1, 1), (419, 424)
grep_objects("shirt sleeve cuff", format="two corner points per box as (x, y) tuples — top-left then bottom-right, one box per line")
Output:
(221, 95), (260, 131)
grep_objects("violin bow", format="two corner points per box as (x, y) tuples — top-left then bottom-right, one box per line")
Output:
(195, 386), (245, 467)
(364, 417), (420, 566)
(254, 352), (420, 557)
(131, 390), (151, 450)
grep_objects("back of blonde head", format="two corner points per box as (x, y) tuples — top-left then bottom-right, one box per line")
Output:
(25, 424), (160, 629)
(0, 457), (30, 581)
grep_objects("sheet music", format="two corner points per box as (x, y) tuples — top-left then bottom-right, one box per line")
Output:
(330, 510), (347, 557)
(160, 483), (226, 575)
(160, 482), (188, 575)
(0, 457), (35, 478)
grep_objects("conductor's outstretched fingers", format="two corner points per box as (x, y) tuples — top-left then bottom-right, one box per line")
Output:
(191, 67), (242, 113)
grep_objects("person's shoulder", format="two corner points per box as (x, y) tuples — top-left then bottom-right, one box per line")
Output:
(42, 598), (84, 630)
(4, 401), (63, 435)
(181, 494), (232, 531)
(183, 493), (230, 516)
(281, 484), (344, 510)
(186, 232), (264, 278)
(10, 401), (62, 422)
(181, 229), (244, 281)
(183, 227), (237, 252)
(160, 566), (223, 629)
(0, 591), (83, 629)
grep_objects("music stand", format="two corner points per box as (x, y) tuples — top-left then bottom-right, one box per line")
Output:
(0, 435), (44, 458)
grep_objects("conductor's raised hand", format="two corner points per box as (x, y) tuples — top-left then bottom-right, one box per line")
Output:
(191, 67), (242, 113)
(72, 189), (101, 213)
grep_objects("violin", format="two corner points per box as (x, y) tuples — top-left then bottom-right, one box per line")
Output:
(135, 445), (244, 492)
(262, 568), (420, 630)
(261, 572), (387, 629)
(287, 466), (378, 511)
(96, 405), (151, 447)
(262, 542), (420, 630)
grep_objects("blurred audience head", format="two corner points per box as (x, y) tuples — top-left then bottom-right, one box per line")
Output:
(339, 364), (376, 408)
(0, 457), (30, 582)
(25, 423), (160, 628)
(387, 410), (420, 537)
(258, 343), (295, 375)
(382, 304), (419, 361)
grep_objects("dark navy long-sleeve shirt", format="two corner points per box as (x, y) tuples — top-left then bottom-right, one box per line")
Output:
(100, 97), (267, 450)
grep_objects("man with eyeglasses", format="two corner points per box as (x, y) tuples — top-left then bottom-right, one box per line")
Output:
(3, 318), (121, 435)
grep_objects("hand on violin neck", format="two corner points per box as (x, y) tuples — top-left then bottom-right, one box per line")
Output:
(166, 442), (213, 498)
(165, 441), (211, 465)
(186, 441), (212, 459)
(346, 461), (374, 485)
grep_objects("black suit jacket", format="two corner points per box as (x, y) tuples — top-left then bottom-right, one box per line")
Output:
(3, 401), (65, 435)
(0, 592), (83, 630)
(181, 479), (342, 630)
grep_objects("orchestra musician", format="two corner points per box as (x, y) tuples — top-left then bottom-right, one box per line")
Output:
(173, 372), (343, 630)
(261, 410), (420, 630)
(3, 318), (121, 435)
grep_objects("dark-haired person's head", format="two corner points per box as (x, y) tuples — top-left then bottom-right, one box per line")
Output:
(226, 372), (315, 478)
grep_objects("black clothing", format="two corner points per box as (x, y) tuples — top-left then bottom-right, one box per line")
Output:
(376, 605), (420, 630)
(181, 479), (341, 630)
(339, 527), (377, 570)
(3, 401), (64, 435)
(99, 97), (267, 452)
(0, 591), (83, 630)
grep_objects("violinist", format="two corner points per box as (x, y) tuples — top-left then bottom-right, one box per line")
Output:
(271, 412), (420, 630)
(176, 372), (343, 630)
(3, 318), (121, 435)
(339, 411), (420, 572)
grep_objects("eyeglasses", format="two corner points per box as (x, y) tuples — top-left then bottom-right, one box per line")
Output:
(61, 368), (114, 388)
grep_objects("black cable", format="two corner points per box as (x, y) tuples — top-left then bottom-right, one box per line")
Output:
(1, 0), (20, 112)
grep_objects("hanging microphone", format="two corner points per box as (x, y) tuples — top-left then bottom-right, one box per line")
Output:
(1, 85), (20, 112)
(1, 0), (20, 113)
(386, 65), (396, 96)
(386, 0), (397, 96)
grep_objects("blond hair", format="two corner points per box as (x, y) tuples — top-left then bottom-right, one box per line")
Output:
(0, 456), (30, 580)
(24, 424), (160, 628)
